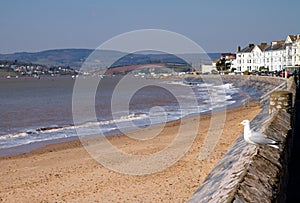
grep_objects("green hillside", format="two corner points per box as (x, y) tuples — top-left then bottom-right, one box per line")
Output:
(0, 49), (220, 69)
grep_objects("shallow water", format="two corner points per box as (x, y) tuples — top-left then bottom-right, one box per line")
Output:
(0, 76), (241, 152)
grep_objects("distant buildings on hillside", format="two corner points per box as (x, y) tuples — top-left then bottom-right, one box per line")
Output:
(0, 60), (77, 77)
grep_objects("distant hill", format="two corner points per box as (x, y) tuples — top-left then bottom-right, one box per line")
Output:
(0, 49), (221, 69)
(110, 53), (190, 68)
(0, 49), (94, 68)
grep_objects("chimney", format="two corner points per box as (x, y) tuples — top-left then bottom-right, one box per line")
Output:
(260, 42), (267, 46)
(249, 44), (254, 48)
(237, 46), (241, 52)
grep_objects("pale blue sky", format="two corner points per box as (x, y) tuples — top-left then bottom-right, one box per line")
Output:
(0, 0), (299, 53)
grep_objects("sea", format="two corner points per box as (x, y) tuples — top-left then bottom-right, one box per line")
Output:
(0, 76), (245, 156)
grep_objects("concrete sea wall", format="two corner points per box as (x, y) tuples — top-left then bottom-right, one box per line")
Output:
(188, 76), (296, 203)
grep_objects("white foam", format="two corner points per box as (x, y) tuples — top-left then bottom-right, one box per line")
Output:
(0, 81), (240, 150)
(0, 132), (28, 140)
(0, 113), (149, 144)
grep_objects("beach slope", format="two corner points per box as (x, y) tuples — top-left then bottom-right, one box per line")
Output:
(0, 102), (260, 202)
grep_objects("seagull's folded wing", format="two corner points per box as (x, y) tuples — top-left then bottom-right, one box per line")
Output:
(249, 131), (277, 145)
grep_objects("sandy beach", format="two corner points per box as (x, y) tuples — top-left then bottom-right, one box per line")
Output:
(0, 102), (261, 202)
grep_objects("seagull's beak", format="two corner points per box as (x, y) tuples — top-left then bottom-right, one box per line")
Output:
(238, 123), (243, 126)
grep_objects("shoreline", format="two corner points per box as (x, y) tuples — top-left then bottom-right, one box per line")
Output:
(0, 101), (261, 202)
(0, 98), (247, 158)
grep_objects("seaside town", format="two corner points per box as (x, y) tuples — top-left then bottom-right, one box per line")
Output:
(209, 34), (300, 76)
(0, 60), (77, 78)
(2, 0), (300, 202)
(1, 34), (299, 79)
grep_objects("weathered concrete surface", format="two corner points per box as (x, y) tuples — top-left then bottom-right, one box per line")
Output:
(188, 76), (296, 203)
(269, 91), (293, 114)
(189, 110), (292, 203)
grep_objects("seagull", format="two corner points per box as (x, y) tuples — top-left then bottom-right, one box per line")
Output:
(240, 120), (279, 149)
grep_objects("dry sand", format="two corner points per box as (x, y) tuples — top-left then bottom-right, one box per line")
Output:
(0, 102), (261, 202)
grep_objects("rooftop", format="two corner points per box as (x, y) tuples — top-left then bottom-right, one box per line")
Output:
(238, 44), (255, 53)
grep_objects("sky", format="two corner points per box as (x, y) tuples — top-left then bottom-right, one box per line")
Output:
(0, 0), (299, 54)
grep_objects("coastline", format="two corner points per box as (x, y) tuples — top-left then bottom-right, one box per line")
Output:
(0, 101), (261, 202)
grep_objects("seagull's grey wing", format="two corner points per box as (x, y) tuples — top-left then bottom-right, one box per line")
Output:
(249, 131), (277, 145)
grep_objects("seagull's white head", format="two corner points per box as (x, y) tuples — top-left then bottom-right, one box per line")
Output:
(240, 120), (250, 126)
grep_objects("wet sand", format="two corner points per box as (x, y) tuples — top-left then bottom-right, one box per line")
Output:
(0, 102), (261, 202)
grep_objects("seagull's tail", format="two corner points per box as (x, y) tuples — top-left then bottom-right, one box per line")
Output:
(267, 139), (281, 149)
(268, 144), (279, 149)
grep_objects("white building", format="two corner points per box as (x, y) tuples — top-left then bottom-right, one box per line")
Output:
(291, 36), (300, 66)
(252, 44), (266, 70)
(233, 34), (300, 72)
(235, 44), (255, 72)
(263, 41), (286, 71)
(212, 53), (236, 73)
